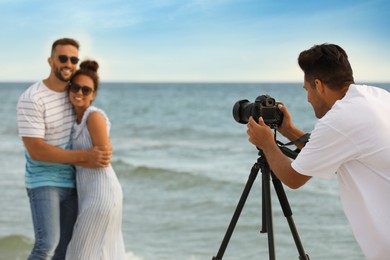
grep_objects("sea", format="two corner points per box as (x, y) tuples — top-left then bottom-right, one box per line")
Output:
(1, 82), (389, 260)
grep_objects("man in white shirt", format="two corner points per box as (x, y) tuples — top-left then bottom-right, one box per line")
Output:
(247, 43), (390, 260)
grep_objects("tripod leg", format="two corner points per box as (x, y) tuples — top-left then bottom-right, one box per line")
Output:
(271, 172), (310, 260)
(261, 178), (266, 233)
(212, 163), (260, 260)
(262, 169), (276, 260)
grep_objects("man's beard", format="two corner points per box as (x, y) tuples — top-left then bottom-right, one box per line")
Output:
(53, 65), (73, 82)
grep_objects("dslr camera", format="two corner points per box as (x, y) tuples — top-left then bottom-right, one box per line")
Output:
(232, 95), (283, 129)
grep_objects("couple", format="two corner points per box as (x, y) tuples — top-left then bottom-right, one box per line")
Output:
(17, 38), (126, 259)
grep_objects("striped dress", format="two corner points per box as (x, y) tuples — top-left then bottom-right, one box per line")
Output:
(66, 106), (126, 260)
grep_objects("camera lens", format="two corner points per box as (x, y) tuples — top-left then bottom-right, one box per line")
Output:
(232, 99), (253, 124)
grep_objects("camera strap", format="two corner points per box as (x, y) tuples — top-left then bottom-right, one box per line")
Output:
(276, 133), (311, 147)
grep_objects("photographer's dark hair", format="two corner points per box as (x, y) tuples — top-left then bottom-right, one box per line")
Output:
(70, 60), (100, 91)
(298, 43), (354, 90)
(51, 38), (79, 55)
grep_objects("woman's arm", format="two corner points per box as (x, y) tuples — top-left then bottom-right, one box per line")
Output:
(86, 111), (111, 153)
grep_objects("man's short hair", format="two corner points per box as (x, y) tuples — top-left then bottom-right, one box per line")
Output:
(298, 43), (354, 89)
(51, 38), (79, 55)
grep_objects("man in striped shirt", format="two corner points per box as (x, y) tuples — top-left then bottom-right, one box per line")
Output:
(17, 38), (112, 260)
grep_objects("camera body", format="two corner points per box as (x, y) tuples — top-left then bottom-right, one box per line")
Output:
(233, 95), (283, 129)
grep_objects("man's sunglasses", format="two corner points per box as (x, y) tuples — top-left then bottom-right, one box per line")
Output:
(58, 55), (79, 65)
(68, 83), (94, 96)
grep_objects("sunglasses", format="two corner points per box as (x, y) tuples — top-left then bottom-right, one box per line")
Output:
(58, 55), (79, 65)
(68, 83), (94, 96)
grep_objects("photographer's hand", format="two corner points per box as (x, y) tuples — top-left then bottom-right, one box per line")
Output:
(247, 116), (275, 151)
(247, 116), (311, 189)
(277, 104), (294, 136)
(277, 104), (306, 150)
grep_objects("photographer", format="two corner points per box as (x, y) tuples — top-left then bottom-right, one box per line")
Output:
(246, 43), (390, 260)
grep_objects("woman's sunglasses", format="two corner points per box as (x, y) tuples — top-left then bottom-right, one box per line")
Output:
(68, 83), (94, 96)
(58, 55), (79, 65)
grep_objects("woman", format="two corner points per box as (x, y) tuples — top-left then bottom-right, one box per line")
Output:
(65, 60), (126, 259)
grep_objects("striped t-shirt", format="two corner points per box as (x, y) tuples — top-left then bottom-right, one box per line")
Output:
(17, 81), (76, 189)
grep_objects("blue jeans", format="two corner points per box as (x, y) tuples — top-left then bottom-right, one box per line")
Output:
(27, 186), (78, 260)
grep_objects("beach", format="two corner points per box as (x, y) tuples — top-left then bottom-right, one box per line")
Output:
(1, 82), (381, 259)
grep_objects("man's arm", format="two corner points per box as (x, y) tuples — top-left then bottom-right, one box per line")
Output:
(22, 137), (111, 168)
(247, 117), (311, 189)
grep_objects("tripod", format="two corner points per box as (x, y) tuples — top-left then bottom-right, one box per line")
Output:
(212, 146), (310, 260)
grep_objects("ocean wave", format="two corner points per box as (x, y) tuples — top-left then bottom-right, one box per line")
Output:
(112, 127), (246, 150)
(114, 159), (210, 182)
(126, 251), (144, 260)
(112, 159), (237, 190)
(0, 127), (18, 136)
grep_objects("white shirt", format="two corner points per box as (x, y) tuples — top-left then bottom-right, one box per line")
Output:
(292, 84), (390, 260)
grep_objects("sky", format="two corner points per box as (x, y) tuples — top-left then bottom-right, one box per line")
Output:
(1, 0), (389, 83)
